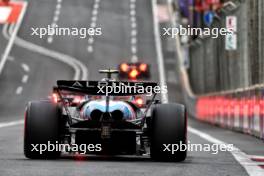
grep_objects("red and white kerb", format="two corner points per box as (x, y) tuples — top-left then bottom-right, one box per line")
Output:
(0, 1), (23, 24)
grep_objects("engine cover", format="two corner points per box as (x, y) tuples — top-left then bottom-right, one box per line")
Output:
(80, 100), (136, 121)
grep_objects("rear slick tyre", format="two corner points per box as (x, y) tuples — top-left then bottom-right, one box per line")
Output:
(24, 101), (61, 159)
(150, 103), (187, 162)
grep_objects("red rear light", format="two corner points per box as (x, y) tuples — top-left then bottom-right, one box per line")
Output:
(129, 69), (139, 79)
(139, 63), (147, 72)
(120, 63), (129, 72)
(74, 154), (86, 161)
(52, 93), (58, 103)
(135, 97), (144, 107)
(73, 96), (83, 104)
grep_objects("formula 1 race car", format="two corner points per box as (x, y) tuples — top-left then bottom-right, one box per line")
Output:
(24, 69), (187, 161)
(118, 62), (150, 80)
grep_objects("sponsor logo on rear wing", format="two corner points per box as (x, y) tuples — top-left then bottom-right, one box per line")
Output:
(55, 80), (165, 96)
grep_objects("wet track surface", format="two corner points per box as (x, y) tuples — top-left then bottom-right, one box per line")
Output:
(0, 0), (263, 175)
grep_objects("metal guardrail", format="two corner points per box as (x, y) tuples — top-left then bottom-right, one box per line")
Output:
(188, 0), (264, 95)
(168, 0), (264, 140)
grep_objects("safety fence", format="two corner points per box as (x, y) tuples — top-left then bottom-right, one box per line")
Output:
(188, 0), (264, 139)
(196, 86), (264, 139)
(188, 0), (264, 94)
(168, 0), (264, 140)
(182, 74), (264, 140)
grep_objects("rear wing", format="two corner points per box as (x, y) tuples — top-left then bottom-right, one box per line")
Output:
(55, 80), (159, 96)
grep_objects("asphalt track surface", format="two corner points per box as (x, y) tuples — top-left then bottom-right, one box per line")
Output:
(0, 0), (263, 176)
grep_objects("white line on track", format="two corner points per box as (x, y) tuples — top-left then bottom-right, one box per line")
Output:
(47, 36), (53, 43)
(0, 120), (23, 129)
(0, 1), (27, 76)
(94, 3), (99, 9)
(90, 22), (96, 28)
(87, 0), (101, 53)
(55, 8), (60, 15)
(129, 0), (138, 62)
(131, 29), (137, 36)
(239, 162), (264, 165)
(131, 46), (137, 54)
(92, 10), (98, 16)
(53, 16), (59, 22)
(21, 63), (30, 72)
(21, 74), (29, 83)
(151, 0), (168, 103)
(130, 3), (135, 9)
(51, 23), (57, 28)
(248, 155), (264, 159)
(131, 22), (137, 29)
(188, 126), (264, 176)
(15, 86), (23, 95)
(88, 37), (94, 44)
(47, 0), (63, 43)
(131, 55), (138, 63)
(91, 16), (97, 22)
(131, 38), (137, 45)
(131, 16), (136, 23)
(87, 45), (93, 53)
(8, 23), (15, 36)
(56, 3), (61, 10)
(130, 9), (136, 16)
